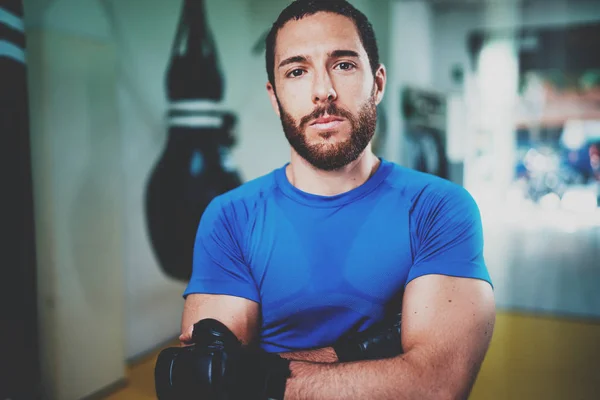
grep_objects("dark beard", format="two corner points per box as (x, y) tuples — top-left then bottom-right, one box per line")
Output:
(277, 91), (377, 171)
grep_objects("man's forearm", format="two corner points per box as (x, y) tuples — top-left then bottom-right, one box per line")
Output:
(278, 347), (338, 363)
(284, 351), (462, 400)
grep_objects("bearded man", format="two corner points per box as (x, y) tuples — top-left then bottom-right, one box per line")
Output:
(157, 1), (496, 399)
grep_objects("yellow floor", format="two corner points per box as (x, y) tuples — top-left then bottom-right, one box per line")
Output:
(104, 312), (600, 400)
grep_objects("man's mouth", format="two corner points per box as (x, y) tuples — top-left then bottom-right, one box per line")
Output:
(310, 115), (344, 130)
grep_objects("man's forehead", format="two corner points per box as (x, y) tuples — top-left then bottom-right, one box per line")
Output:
(274, 12), (365, 62)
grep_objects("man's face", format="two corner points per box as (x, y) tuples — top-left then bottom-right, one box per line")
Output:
(267, 12), (386, 171)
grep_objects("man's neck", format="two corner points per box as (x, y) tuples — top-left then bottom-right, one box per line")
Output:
(285, 146), (381, 196)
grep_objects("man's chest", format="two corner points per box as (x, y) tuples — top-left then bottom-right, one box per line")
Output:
(245, 208), (413, 323)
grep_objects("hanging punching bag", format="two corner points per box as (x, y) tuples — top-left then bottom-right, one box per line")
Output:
(145, 0), (242, 281)
(0, 1), (42, 398)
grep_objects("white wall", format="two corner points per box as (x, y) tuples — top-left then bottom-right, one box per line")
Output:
(24, 0), (126, 399)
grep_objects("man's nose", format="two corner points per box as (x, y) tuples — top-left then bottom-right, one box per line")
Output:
(312, 71), (337, 104)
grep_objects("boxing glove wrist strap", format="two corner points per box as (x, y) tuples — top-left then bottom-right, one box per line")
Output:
(248, 350), (291, 400)
(332, 338), (364, 363)
(333, 313), (403, 363)
(263, 360), (291, 400)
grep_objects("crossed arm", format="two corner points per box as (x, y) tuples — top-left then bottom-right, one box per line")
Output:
(181, 274), (495, 400)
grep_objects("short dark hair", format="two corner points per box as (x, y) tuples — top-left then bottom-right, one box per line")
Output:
(265, 0), (380, 90)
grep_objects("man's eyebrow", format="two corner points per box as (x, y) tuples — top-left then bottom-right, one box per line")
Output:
(278, 55), (308, 69)
(329, 49), (360, 59)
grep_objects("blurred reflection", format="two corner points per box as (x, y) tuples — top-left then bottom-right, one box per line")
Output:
(467, 18), (600, 227)
(461, 2), (600, 336)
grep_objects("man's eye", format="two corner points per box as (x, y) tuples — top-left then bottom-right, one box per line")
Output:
(288, 69), (304, 78)
(336, 62), (355, 71)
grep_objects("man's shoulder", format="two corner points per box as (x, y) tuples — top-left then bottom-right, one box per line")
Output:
(383, 163), (477, 213)
(209, 167), (280, 214)
(384, 163), (459, 196)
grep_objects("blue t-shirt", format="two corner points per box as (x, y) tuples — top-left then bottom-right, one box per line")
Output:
(183, 158), (492, 352)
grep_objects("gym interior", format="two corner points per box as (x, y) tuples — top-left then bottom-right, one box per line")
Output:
(2, 0), (599, 399)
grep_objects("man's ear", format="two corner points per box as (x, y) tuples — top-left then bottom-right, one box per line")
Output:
(266, 82), (281, 117)
(374, 64), (387, 105)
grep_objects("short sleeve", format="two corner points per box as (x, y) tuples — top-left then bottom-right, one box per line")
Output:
(182, 196), (260, 303)
(407, 182), (493, 288)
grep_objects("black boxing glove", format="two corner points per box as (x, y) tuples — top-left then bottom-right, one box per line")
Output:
(154, 318), (291, 400)
(333, 312), (403, 362)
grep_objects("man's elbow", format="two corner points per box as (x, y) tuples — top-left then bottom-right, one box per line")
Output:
(441, 363), (483, 400)
(440, 385), (471, 400)
(407, 351), (481, 400)
(426, 378), (473, 400)
(426, 380), (468, 400)
(398, 350), (472, 400)
(434, 389), (467, 400)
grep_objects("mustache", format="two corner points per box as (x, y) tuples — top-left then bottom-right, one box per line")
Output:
(299, 103), (354, 128)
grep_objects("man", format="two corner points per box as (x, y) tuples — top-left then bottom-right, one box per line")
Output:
(176, 1), (495, 398)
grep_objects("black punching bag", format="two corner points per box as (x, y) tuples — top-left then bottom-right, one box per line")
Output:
(0, 1), (42, 398)
(145, 0), (243, 281)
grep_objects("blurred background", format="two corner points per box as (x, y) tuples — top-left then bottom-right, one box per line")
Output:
(2, 0), (599, 399)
